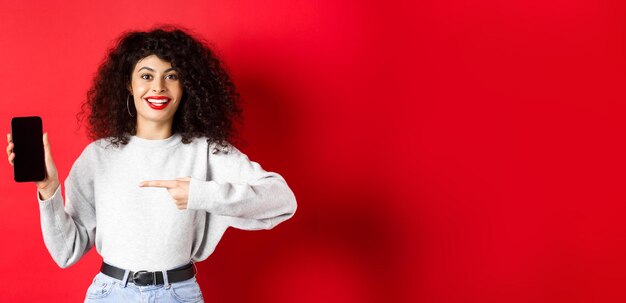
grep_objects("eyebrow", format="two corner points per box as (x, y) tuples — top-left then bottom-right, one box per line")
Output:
(137, 67), (177, 73)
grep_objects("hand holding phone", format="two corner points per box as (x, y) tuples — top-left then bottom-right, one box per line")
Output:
(7, 117), (59, 199)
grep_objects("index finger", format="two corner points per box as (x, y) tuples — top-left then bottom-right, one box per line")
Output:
(7, 133), (11, 144)
(139, 180), (178, 188)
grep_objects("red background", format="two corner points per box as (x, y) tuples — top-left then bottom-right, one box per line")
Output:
(1, 0), (626, 302)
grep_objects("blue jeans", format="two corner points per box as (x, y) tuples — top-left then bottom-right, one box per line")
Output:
(84, 272), (204, 303)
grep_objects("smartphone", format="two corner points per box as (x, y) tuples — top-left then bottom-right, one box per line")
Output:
(11, 116), (46, 182)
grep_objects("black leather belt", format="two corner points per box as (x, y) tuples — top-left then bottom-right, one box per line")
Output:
(100, 262), (195, 286)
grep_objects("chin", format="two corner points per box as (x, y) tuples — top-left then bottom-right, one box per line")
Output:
(138, 113), (174, 123)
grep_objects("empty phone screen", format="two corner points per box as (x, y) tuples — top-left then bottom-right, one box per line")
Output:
(11, 116), (45, 182)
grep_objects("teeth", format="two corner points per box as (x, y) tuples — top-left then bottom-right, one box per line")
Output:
(147, 98), (170, 104)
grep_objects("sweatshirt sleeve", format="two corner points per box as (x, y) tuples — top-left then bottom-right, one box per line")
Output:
(186, 144), (297, 230)
(37, 144), (96, 268)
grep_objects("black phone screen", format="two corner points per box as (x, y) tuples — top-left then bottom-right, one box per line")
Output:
(11, 116), (45, 182)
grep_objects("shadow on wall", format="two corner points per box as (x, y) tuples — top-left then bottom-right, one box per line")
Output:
(196, 188), (408, 303)
(192, 42), (413, 303)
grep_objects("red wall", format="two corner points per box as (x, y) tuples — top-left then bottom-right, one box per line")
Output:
(2, 0), (626, 302)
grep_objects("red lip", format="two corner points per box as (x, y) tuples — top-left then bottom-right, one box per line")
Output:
(144, 96), (172, 110)
(145, 96), (170, 100)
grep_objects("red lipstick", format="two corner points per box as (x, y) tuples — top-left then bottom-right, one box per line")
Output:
(144, 96), (171, 110)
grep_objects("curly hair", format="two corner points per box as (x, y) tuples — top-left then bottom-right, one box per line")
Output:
(78, 25), (242, 150)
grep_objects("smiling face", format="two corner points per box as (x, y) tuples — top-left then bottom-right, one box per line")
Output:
(128, 55), (183, 131)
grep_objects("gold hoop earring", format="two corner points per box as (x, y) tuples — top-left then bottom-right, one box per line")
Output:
(126, 94), (135, 117)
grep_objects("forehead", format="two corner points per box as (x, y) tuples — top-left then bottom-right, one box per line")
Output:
(133, 55), (173, 71)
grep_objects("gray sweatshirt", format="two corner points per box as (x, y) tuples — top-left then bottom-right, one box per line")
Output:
(37, 134), (297, 271)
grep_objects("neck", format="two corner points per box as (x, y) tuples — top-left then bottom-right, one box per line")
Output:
(135, 119), (173, 140)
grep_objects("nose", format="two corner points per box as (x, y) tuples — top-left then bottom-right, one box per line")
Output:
(151, 78), (166, 93)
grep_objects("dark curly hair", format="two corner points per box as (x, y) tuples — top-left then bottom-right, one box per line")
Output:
(78, 25), (242, 150)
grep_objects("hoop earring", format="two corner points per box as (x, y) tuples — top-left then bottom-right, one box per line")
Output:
(126, 94), (135, 117)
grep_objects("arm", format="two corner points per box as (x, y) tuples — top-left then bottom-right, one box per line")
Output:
(187, 145), (297, 230)
(8, 132), (95, 268)
(37, 144), (96, 268)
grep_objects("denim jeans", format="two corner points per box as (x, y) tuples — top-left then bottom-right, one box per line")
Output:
(84, 272), (204, 303)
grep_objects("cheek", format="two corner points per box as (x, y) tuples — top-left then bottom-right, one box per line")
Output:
(132, 83), (149, 96)
(171, 83), (184, 100)
(132, 86), (148, 105)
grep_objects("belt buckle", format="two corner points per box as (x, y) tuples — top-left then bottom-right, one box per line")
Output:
(132, 270), (156, 286)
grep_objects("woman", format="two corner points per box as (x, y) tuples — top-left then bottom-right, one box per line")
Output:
(6, 26), (297, 302)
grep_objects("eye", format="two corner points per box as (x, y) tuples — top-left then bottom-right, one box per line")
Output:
(166, 74), (179, 80)
(140, 74), (153, 80)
